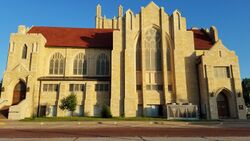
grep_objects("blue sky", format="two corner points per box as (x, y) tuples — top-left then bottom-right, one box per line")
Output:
(0, 0), (249, 79)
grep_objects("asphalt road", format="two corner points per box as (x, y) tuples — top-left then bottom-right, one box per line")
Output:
(0, 127), (250, 138)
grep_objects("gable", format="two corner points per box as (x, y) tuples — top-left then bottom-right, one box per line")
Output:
(12, 64), (29, 73)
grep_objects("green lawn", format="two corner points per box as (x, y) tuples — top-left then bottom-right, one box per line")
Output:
(21, 117), (171, 122)
(20, 117), (210, 122)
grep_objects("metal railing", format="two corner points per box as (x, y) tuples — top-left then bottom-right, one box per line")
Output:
(167, 103), (199, 120)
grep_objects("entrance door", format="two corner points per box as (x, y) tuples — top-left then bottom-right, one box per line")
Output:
(40, 106), (47, 117)
(217, 93), (229, 119)
(12, 81), (26, 105)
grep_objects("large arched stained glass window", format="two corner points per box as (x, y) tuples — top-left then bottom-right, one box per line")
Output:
(49, 53), (64, 75)
(96, 53), (109, 75)
(145, 28), (162, 71)
(73, 53), (87, 75)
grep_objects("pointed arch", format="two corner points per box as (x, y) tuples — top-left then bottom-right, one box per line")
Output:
(214, 87), (233, 98)
(214, 87), (237, 119)
(96, 53), (109, 75)
(144, 27), (162, 71)
(177, 12), (181, 30)
(73, 53), (87, 75)
(129, 12), (133, 30)
(22, 44), (28, 59)
(174, 10), (182, 30)
(12, 80), (26, 105)
(49, 52), (64, 75)
(216, 90), (230, 118)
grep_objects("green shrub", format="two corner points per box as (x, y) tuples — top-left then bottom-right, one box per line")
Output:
(59, 93), (77, 116)
(101, 104), (112, 118)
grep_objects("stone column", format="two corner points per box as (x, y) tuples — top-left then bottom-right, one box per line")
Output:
(160, 7), (170, 116)
(206, 65), (218, 120)
(57, 82), (66, 116)
(110, 31), (123, 117)
(140, 7), (147, 116)
(84, 83), (94, 116)
(231, 65), (247, 119)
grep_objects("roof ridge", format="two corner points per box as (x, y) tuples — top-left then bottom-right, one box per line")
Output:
(28, 26), (114, 49)
(31, 26), (115, 31)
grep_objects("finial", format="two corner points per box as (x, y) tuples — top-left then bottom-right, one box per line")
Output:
(96, 3), (102, 17)
(118, 5), (123, 17)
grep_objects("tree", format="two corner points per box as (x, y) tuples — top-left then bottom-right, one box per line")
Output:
(101, 104), (112, 118)
(59, 93), (77, 116)
(242, 78), (250, 107)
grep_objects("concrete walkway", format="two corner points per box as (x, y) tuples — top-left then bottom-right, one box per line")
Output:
(1, 120), (250, 129)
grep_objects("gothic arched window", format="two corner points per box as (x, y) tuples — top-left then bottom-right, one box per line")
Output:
(49, 53), (64, 75)
(22, 44), (28, 59)
(176, 12), (181, 30)
(96, 53), (109, 75)
(73, 53), (87, 75)
(145, 28), (162, 71)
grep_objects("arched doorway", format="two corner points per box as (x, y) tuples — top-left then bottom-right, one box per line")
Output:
(217, 92), (230, 119)
(12, 81), (26, 105)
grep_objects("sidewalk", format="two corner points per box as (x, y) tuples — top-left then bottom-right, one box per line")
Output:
(1, 120), (250, 129)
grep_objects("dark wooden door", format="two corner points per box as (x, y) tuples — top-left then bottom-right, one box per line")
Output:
(12, 81), (26, 105)
(39, 106), (47, 117)
(217, 93), (229, 118)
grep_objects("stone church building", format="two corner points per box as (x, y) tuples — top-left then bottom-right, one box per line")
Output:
(0, 2), (246, 120)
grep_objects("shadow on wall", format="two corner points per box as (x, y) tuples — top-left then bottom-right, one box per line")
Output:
(80, 32), (113, 48)
(120, 51), (125, 117)
(185, 52), (199, 105)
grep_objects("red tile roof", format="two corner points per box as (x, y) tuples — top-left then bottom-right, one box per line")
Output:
(28, 26), (114, 49)
(190, 29), (214, 50)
